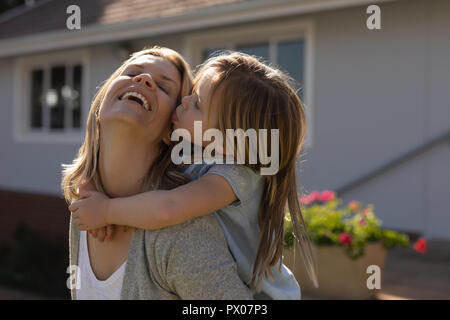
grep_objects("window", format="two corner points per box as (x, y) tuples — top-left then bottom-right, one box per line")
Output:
(203, 39), (305, 99)
(14, 50), (89, 143)
(185, 20), (314, 148)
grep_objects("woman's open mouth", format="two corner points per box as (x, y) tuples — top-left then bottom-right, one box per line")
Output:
(119, 91), (151, 111)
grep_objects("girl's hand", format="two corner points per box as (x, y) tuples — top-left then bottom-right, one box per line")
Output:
(89, 225), (115, 242)
(69, 185), (110, 231)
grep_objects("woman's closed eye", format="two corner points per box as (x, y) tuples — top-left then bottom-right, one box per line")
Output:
(156, 82), (169, 94)
(125, 73), (168, 94)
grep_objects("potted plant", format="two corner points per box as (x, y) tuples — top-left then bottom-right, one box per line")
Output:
(283, 190), (411, 299)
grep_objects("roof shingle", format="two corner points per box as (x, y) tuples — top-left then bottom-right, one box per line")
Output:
(0, 0), (245, 40)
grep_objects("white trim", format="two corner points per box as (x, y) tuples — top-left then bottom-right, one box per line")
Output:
(0, 0), (396, 58)
(304, 20), (315, 150)
(13, 49), (90, 144)
(184, 19), (315, 149)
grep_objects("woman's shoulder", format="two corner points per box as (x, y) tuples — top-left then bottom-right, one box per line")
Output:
(143, 214), (225, 252)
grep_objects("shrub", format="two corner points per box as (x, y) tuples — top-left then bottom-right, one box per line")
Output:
(284, 191), (410, 259)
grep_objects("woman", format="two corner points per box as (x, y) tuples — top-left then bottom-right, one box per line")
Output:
(62, 46), (253, 299)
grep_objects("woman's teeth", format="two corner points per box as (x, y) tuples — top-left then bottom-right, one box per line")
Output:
(120, 91), (151, 111)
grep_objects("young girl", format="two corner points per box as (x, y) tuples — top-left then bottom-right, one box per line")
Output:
(69, 52), (319, 299)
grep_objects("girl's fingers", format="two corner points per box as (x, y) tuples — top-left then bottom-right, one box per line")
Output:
(90, 229), (98, 238)
(106, 225), (115, 241)
(69, 199), (84, 211)
(79, 181), (97, 198)
(97, 228), (106, 242)
(69, 202), (78, 212)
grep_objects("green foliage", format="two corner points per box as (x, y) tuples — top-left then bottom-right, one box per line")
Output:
(284, 194), (410, 260)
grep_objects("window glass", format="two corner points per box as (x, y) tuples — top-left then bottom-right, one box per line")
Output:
(203, 48), (226, 61)
(277, 40), (304, 97)
(49, 66), (65, 130)
(30, 69), (43, 128)
(72, 65), (82, 128)
(235, 43), (269, 63)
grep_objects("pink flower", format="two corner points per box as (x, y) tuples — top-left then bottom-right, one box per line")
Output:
(348, 201), (361, 211)
(300, 190), (336, 206)
(359, 219), (366, 226)
(300, 191), (320, 206)
(338, 232), (352, 245)
(318, 190), (336, 202)
(413, 238), (427, 253)
(299, 195), (312, 205)
(362, 209), (370, 216)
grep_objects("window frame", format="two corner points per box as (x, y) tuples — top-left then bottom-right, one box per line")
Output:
(13, 49), (90, 144)
(184, 19), (315, 148)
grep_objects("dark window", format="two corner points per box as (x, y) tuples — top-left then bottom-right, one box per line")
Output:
(236, 43), (269, 63)
(202, 48), (225, 61)
(72, 65), (82, 128)
(30, 69), (43, 128)
(50, 66), (65, 130)
(199, 39), (305, 99)
(277, 40), (305, 98)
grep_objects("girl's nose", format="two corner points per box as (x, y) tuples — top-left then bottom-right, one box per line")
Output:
(181, 95), (190, 110)
(133, 73), (156, 90)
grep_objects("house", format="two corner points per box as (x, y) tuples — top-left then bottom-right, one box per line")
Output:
(0, 0), (449, 246)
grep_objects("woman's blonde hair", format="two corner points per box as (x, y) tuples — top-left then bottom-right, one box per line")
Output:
(61, 46), (193, 204)
(194, 51), (319, 290)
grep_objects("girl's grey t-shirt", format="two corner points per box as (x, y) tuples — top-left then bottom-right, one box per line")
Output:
(183, 163), (301, 300)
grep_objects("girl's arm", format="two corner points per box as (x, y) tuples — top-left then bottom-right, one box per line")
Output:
(70, 173), (237, 231)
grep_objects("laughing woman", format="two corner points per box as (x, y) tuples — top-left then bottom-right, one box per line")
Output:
(61, 46), (253, 300)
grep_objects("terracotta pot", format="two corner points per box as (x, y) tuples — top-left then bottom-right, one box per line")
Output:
(283, 242), (387, 299)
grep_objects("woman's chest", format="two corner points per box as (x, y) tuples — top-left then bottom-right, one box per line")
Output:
(86, 227), (132, 281)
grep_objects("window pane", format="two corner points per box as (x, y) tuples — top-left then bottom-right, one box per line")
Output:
(30, 69), (43, 128)
(236, 43), (269, 63)
(277, 40), (304, 97)
(203, 48), (225, 61)
(49, 66), (65, 130)
(72, 65), (82, 128)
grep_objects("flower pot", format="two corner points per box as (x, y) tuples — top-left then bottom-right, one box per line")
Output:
(283, 242), (387, 299)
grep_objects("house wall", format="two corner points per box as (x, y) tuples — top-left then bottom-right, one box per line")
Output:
(302, 0), (450, 239)
(0, 0), (448, 240)
(0, 55), (80, 196)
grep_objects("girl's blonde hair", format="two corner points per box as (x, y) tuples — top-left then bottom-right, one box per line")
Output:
(61, 46), (193, 204)
(195, 52), (319, 290)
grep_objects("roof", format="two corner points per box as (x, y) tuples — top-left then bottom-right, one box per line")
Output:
(0, 0), (395, 58)
(0, 0), (244, 40)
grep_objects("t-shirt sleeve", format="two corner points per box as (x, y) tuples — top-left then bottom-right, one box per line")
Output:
(162, 215), (254, 300)
(205, 164), (261, 207)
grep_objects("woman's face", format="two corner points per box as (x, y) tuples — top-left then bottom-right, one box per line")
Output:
(99, 55), (181, 143)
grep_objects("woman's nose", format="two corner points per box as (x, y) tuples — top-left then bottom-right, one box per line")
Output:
(133, 73), (156, 90)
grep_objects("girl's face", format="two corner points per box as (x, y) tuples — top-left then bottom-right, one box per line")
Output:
(99, 55), (181, 143)
(171, 69), (218, 145)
